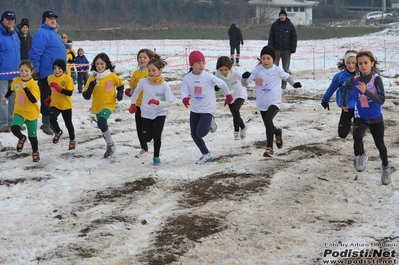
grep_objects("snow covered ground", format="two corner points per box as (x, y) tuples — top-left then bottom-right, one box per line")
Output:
(1, 24), (399, 265)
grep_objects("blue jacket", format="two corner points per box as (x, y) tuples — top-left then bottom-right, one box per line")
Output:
(0, 26), (20, 80)
(323, 69), (357, 109)
(28, 24), (66, 80)
(75, 55), (90, 72)
(268, 18), (297, 53)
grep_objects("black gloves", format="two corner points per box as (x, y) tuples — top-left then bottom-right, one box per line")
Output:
(88, 80), (96, 92)
(83, 80), (97, 100)
(321, 100), (330, 110)
(116, 86), (124, 101)
(214, 85), (220, 92)
(293, 82), (302, 88)
(242, 72), (251, 79)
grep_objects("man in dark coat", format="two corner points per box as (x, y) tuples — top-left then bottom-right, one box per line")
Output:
(17, 18), (32, 60)
(268, 9), (297, 89)
(228, 23), (244, 66)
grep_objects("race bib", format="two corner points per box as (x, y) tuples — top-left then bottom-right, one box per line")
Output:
(106, 80), (113, 92)
(255, 78), (263, 86)
(359, 94), (369, 108)
(194, 86), (202, 95)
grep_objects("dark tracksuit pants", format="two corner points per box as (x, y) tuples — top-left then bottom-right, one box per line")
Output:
(49, 107), (75, 141)
(142, 116), (166, 158)
(274, 50), (292, 89)
(190, 112), (213, 155)
(353, 117), (388, 167)
(260, 105), (280, 149)
(228, 98), (245, 132)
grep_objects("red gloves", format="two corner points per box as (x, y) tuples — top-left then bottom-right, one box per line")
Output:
(182, 97), (190, 108)
(129, 104), (137, 114)
(148, 99), (160, 105)
(224, 94), (233, 106)
(125, 88), (132, 97)
(49, 82), (62, 93)
(44, 95), (51, 107)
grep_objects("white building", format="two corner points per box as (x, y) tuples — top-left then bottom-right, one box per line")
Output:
(248, 0), (319, 26)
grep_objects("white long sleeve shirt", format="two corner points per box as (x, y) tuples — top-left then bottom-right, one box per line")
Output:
(131, 78), (175, 119)
(215, 66), (247, 102)
(242, 64), (291, 111)
(181, 71), (230, 114)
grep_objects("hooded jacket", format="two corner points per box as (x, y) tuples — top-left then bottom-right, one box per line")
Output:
(28, 23), (66, 80)
(0, 24), (20, 80)
(268, 18), (297, 53)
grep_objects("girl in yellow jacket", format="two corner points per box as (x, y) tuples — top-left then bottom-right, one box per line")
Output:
(83, 53), (124, 158)
(1, 60), (41, 162)
(45, 59), (75, 150)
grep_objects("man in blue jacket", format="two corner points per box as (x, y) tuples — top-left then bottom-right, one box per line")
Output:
(268, 9), (297, 89)
(0, 10), (20, 133)
(29, 10), (66, 135)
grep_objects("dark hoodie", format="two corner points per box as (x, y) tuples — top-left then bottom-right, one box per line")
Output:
(228, 23), (244, 47)
(18, 30), (32, 60)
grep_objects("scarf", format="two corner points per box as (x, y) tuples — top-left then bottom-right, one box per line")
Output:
(92, 69), (111, 79)
(148, 75), (164, 84)
(218, 67), (235, 81)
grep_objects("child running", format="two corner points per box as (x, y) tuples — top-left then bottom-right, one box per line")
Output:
(82, 52), (124, 158)
(45, 59), (75, 150)
(181, 50), (233, 164)
(125, 48), (155, 158)
(215, 56), (248, 140)
(241, 46), (301, 157)
(342, 50), (390, 185)
(0, 60), (41, 162)
(128, 54), (175, 166)
(322, 50), (358, 140)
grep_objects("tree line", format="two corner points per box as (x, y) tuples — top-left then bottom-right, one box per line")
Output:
(3, 0), (389, 31)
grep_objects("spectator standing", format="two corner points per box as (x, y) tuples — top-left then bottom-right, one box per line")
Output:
(228, 23), (244, 66)
(75, 48), (89, 93)
(17, 18), (32, 60)
(0, 10), (20, 133)
(29, 10), (66, 135)
(268, 9), (297, 89)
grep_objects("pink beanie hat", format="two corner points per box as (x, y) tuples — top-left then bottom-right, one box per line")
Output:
(189, 51), (205, 65)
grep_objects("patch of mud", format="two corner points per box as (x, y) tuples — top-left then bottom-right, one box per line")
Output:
(93, 177), (156, 205)
(174, 172), (271, 208)
(140, 214), (224, 265)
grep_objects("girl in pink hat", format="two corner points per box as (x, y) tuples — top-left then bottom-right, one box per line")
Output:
(181, 50), (233, 164)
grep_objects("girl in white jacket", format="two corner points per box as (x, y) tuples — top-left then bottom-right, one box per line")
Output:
(129, 54), (175, 166)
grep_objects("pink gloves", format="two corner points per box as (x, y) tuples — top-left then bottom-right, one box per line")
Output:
(129, 104), (137, 114)
(49, 82), (62, 93)
(125, 88), (132, 97)
(224, 94), (233, 106)
(44, 96), (51, 107)
(182, 97), (190, 108)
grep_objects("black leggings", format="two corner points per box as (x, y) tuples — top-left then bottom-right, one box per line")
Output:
(142, 116), (166, 158)
(353, 118), (388, 166)
(50, 107), (75, 141)
(228, 98), (245, 132)
(260, 105), (280, 149)
(135, 107), (148, 151)
(338, 109), (359, 156)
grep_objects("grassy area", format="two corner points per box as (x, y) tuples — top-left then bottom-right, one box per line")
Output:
(65, 25), (384, 41)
